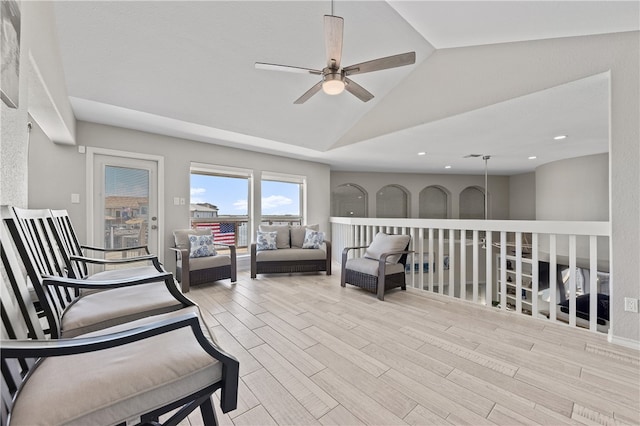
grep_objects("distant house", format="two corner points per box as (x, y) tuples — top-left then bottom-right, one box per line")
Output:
(190, 203), (219, 219)
(105, 196), (149, 221)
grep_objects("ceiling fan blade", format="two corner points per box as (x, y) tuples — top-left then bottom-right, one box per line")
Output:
(344, 78), (374, 102)
(343, 51), (416, 76)
(294, 81), (323, 104)
(324, 15), (343, 68)
(255, 62), (322, 75)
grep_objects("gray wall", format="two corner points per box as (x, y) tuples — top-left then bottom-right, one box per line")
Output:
(331, 171), (510, 220)
(536, 153), (608, 221)
(509, 172), (536, 220)
(28, 121), (331, 272)
(1, 1), (75, 207)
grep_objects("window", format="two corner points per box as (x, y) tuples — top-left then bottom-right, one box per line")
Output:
(419, 186), (449, 219)
(261, 171), (304, 226)
(376, 184), (409, 218)
(331, 183), (367, 217)
(190, 163), (252, 250)
(459, 186), (485, 219)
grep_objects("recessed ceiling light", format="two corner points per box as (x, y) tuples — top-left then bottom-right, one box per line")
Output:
(417, 152), (426, 156)
(445, 165), (452, 169)
(528, 156), (537, 160)
(554, 135), (567, 140)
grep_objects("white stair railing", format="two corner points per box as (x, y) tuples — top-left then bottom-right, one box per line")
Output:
(330, 217), (610, 334)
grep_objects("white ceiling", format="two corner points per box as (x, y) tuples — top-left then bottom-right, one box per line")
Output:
(53, 1), (639, 175)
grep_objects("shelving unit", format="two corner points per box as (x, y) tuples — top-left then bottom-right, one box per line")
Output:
(496, 254), (548, 316)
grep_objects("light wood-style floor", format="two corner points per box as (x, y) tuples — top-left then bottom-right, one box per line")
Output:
(177, 269), (640, 426)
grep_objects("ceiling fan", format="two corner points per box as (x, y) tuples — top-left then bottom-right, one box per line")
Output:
(255, 8), (416, 104)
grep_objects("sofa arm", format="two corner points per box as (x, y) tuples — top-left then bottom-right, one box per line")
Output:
(341, 245), (370, 286)
(324, 240), (332, 275)
(250, 243), (257, 279)
(223, 244), (237, 282)
(170, 247), (191, 292)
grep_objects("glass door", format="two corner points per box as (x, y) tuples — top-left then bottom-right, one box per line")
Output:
(93, 154), (159, 261)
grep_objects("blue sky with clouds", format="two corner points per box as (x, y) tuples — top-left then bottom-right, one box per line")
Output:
(190, 175), (300, 216)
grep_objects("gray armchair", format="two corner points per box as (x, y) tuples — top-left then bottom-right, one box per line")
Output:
(341, 232), (412, 301)
(171, 229), (237, 292)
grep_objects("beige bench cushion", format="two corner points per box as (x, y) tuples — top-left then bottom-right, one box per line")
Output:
(255, 247), (326, 262)
(11, 306), (223, 426)
(345, 257), (405, 276)
(61, 282), (183, 338)
(188, 254), (231, 271)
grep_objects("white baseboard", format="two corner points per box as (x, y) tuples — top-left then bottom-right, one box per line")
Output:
(608, 332), (640, 350)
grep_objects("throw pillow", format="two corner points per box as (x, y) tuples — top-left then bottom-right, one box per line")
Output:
(256, 231), (278, 251)
(302, 229), (324, 249)
(259, 224), (290, 249)
(188, 234), (216, 258)
(290, 224), (319, 248)
(364, 232), (410, 264)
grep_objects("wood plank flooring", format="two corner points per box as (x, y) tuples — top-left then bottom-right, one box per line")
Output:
(174, 269), (640, 426)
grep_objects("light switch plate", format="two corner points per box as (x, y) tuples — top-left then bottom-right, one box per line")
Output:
(71, 193), (80, 204)
(624, 297), (639, 313)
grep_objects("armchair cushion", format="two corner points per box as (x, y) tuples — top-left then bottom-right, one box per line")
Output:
(345, 257), (405, 276)
(302, 229), (325, 249)
(290, 224), (319, 248)
(188, 234), (216, 258)
(259, 224), (290, 248)
(188, 254), (232, 271)
(256, 231), (278, 251)
(364, 232), (411, 264)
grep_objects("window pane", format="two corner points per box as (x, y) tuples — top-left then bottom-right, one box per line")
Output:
(376, 185), (408, 218)
(261, 180), (301, 225)
(190, 173), (249, 249)
(332, 184), (367, 217)
(104, 166), (149, 250)
(261, 180), (300, 216)
(460, 187), (485, 219)
(190, 174), (248, 216)
(419, 186), (448, 219)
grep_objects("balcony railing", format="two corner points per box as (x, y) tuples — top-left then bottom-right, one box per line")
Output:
(190, 215), (303, 252)
(331, 217), (611, 334)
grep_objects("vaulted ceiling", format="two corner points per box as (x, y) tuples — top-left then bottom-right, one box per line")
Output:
(53, 1), (639, 175)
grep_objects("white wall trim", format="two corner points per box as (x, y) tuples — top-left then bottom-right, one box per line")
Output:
(85, 147), (165, 262)
(330, 217), (610, 236)
(608, 333), (640, 351)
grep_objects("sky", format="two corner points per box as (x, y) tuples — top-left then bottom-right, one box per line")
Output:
(190, 174), (300, 216)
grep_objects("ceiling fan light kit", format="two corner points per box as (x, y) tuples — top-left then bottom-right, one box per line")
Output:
(322, 71), (345, 95)
(256, 8), (416, 104)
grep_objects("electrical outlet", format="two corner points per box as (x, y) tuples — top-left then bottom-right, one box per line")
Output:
(624, 297), (639, 313)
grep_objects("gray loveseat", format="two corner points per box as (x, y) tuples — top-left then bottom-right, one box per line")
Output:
(250, 224), (331, 278)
